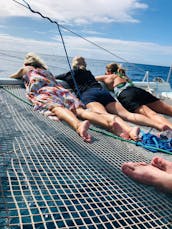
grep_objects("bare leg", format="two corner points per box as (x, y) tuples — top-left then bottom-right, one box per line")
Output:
(151, 156), (172, 173)
(76, 107), (140, 141)
(121, 161), (172, 193)
(51, 107), (91, 142)
(77, 120), (91, 142)
(106, 101), (169, 131)
(76, 107), (130, 139)
(86, 101), (109, 114)
(135, 105), (172, 129)
(111, 115), (140, 141)
(147, 100), (172, 116)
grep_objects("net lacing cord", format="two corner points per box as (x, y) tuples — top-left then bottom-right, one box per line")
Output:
(1, 85), (172, 155)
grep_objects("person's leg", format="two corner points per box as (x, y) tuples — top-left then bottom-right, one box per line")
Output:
(86, 101), (109, 114)
(151, 156), (172, 173)
(86, 101), (140, 140)
(135, 105), (172, 129)
(76, 107), (129, 139)
(106, 101), (169, 131)
(147, 100), (172, 116)
(121, 161), (172, 193)
(76, 107), (140, 141)
(51, 106), (91, 142)
(110, 115), (140, 141)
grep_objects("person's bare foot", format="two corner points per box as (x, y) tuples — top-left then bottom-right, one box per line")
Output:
(151, 156), (172, 173)
(121, 162), (165, 186)
(121, 161), (172, 193)
(77, 120), (92, 142)
(110, 122), (130, 140)
(129, 127), (140, 141)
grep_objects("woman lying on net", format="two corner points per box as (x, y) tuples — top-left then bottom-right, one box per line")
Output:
(56, 56), (170, 131)
(10, 52), (141, 142)
(96, 62), (172, 130)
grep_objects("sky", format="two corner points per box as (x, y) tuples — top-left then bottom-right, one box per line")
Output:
(0, 0), (172, 66)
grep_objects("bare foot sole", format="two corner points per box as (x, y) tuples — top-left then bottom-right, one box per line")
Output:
(129, 127), (140, 141)
(121, 162), (163, 186)
(151, 156), (172, 173)
(111, 122), (130, 140)
(77, 120), (92, 143)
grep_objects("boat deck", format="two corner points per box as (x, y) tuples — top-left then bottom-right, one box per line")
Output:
(1, 83), (172, 229)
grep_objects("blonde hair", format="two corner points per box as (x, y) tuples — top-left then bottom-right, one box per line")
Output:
(72, 56), (87, 70)
(106, 62), (119, 73)
(24, 52), (48, 70)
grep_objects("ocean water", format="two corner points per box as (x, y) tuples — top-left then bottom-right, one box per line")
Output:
(0, 49), (171, 86)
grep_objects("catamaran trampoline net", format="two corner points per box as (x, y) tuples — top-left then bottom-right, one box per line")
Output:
(0, 85), (172, 229)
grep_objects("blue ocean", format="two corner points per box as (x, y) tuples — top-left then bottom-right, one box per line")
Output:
(0, 49), (171, 86)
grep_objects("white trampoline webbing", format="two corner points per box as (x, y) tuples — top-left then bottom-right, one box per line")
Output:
(16, 135), (108, 228)
(15, 137), (68, 228)
(10, 108), (122, 228)
(8, 144), (46, 229)
(1, 86), (172, 229)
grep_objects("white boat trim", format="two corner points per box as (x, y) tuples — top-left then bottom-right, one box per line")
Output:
(133, 68), (172, 99)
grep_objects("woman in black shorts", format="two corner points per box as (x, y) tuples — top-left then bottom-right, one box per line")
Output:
(56, 57), (168, 131)
(96, 62), (172, 129)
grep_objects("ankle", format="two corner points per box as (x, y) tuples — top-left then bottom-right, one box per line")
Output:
(151, 172), (172, 193)
(75, 121), (81, 132)
(158, 174), (172, 193)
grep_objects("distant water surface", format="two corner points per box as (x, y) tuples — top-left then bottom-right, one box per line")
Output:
(0, 50), (171, 86)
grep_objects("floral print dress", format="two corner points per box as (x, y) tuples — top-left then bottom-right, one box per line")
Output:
(23, 67), (84, 114)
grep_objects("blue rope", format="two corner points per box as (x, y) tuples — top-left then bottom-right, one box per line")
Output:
(136, 131), (172, 153)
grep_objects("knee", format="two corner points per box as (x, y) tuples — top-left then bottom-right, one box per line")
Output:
(76, 108), (84, 117)
(136, 105), (156, 116)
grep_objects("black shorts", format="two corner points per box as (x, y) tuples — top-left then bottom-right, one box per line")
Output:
(118, 86), (159, 112)
(81, 87), (116, 106)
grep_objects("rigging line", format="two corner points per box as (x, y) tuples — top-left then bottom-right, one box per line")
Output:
(0, 56), (68, 71)
(11, 0), (28, 9)
(0, 50), (68, 71)
(20, 0), (82, 100)
(11, 0), (146, 75)
(23, 1), (144, 74)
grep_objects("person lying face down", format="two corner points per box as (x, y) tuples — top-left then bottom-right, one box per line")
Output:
(95, 62), (172, 130)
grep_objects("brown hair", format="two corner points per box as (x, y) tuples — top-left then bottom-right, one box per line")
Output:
(118, 68), (126, 75)
(106, 63), (119, 73)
